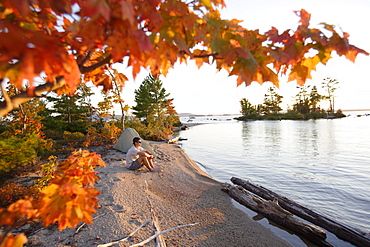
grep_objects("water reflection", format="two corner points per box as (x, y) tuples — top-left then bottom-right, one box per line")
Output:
(180, 117), (370, 242)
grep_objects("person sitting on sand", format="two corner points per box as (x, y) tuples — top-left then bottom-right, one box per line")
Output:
(126, 137), (159, 172)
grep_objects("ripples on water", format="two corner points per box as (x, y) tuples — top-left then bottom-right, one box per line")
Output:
(179, 115), (370, 246)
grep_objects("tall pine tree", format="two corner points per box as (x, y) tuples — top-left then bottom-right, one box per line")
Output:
(133, 74), (170, 120)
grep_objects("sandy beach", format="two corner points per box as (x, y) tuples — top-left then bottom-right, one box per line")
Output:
(27, 142), (291, 247)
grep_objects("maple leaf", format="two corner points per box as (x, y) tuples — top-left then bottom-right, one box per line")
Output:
(294, 9), (311, 28)
(133, 30), (153, 52)
(192, 49), (211, 68)
(60, 55), (81, 94)
(0, 233), (28, 247)
(230, 58), (256, 86)
(2, 0), (30, 16)
(39, 183), (100, 230)
(288, 61), (313, 86)
(320, 22), (336, 32)
(200, 0), (213, 9)
(0, 3), (369, 117)
(114, 71), (128, 87)
(34, 150), (105, 230)
(119, 0), (136, 25)
(0, 198), (38, 226)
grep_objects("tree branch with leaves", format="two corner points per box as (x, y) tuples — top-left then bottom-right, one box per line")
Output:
(0, 0), (367, 117)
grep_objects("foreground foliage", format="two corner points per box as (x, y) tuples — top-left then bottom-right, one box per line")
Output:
(0, 1), (368, 117)
(0, 150), (105, 246)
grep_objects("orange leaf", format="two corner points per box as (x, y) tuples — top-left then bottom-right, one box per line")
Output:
(294, 9), (311, 27)
(345, 45), (369, 62)
(0, 233), (28, 247)
(62, 55), (81, 94)
(120, 0), (136, 25)
(287, 61), (313, 86)
(0, 198), (38, 226)
(115, 72), (128, 87)
(17, 51), (35, 88)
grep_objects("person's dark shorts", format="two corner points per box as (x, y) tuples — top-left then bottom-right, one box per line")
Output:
(127, 160), (143, 170)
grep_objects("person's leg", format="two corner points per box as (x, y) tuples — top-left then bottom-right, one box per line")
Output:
(147, 156), (154, 167)
(138, 156), (155, 171)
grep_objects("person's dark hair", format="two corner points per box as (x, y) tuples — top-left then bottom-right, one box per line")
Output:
(133, 137), (141, 144)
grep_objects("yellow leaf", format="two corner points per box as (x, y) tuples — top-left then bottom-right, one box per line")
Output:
(72, 205), (84, 219)
(302, 55), (320, 72)
(0, 233), (28, 247)
(200, 0), (212, 9)
(167, 30), (175, 38)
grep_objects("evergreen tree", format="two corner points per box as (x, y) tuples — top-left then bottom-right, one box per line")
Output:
(240, 98), (258, 117)
(293, 85), (310, 114)
(132, 74), (169, 120)
(42, 85), (93, 133)
(322, 77), (339, 114)
(131, 74), (181, 140)
(309, 85), (322, 113)
(46, 94), (89, 123)
(261, 87), (283, 114)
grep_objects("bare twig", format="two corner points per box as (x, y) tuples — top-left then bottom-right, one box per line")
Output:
(144, 181), (166, 247)
(97, 218), (151, 247)
(129, 223), (199, 247)
(75, 213), (107, 234)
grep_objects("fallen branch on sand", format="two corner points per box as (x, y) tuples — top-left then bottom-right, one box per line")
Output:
(98, 182), (198, 247)
(97, 219), (198, 247)
(75, 213), (107, 234)
(97, 218), (151, 247)
(145, 181), (166, 247)
(129, 223), (199, 247)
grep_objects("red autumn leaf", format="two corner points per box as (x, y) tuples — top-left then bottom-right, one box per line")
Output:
(0, 2), (368, 116)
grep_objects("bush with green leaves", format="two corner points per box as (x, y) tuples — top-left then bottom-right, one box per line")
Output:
(42, 118), (89, 135)
(63, 131), (85, 140)
(0, 134), (39, 172)
(33, 156), (58, 191)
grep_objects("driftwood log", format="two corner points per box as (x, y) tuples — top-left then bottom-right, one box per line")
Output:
(231, 177), (370, 247)
(221, 183), (332, 247)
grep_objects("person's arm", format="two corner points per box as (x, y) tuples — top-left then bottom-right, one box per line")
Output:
(139, 147), (152, 156)
(137, 151), (152, 158)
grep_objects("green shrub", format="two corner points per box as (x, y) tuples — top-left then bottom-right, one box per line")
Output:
(42, 118), (89, 134)
(37, 138), (56, 158)
(0, 134), (39, 172)
(34, 156), (58, 191)
(63, 131), (85, 140)
(125, 117), (173, 141)
(43, 129), (64, 139)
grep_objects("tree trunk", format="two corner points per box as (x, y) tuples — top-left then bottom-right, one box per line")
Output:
(121, 113), (125, 130)
(231, 177), (370, 247)
(221, 183), (332, 247)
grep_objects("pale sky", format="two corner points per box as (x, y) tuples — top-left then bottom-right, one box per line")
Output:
(108, 0), (370, 115)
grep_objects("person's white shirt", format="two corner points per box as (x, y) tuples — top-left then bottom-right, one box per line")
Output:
(126, 145), (144, 168)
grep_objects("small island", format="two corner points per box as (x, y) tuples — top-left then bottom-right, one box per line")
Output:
(237, 78), (347, 121)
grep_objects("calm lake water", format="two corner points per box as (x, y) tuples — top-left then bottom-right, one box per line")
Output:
(178, 113), (370, 247)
